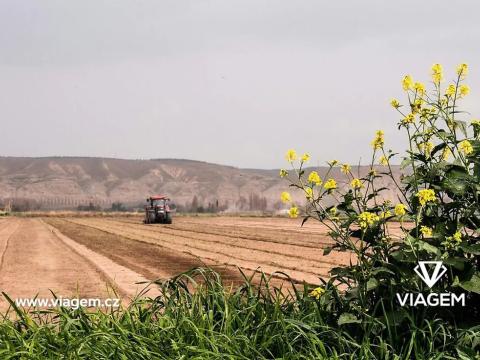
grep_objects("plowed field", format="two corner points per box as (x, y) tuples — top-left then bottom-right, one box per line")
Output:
(0, 216), (355, 310)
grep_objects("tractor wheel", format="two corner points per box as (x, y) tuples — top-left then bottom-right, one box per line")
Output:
(146, 212), (156, 224)
(165, 213), (172, 224)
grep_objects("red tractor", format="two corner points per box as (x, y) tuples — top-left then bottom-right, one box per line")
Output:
(144, 195), (173, 224)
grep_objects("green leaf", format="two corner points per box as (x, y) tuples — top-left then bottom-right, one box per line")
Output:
(371, 267), (395, 276)
(442, 165), (470, 196)
(404, 234), (417, 247)
(391, 249), (417, 263)
(301, 216), (310, 227)
(457, 347), (476, 360)
(378, 310), (407, 327)
(406, 234), (441, 256)
(400, 158), (412, 169)
(323, 246), (333, 256)
(443, 257), (466, 270)
(366, 278), (379, 292)
(454, 120), (468, 137)
(338, 313), (361, 326)
(430, 143), (445, 158)
(417, 240), (441, 256)
(344, 286), (359, 300)
(460, 243), (480, 255)
(459, 273), (480, 294)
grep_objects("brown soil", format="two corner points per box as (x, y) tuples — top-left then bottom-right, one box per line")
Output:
(44, 218), (247, 286)
(60, 216), (353, 284)
(0, 219), (112, 310)
(1, 215), (370, 312)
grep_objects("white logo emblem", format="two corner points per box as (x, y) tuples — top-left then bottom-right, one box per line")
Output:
(414, 261), (447, 288)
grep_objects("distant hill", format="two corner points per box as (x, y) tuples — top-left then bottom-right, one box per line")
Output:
(0, 157), (403, 211)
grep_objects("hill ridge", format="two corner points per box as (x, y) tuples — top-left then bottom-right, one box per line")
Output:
(0, 157), (402, 211)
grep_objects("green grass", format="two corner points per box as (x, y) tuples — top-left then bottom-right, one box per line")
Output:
(0, 268), (477, 359)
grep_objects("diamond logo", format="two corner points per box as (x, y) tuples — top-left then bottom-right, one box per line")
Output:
(414, 261), (447, 288)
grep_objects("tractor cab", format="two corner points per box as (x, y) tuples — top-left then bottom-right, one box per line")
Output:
(144, 195), (173, 224)
(149, 196), (169, 209)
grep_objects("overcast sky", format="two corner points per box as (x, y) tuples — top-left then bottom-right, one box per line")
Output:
(1, 1), (479, 169)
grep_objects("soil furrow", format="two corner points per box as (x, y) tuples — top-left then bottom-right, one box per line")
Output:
(116, 217), (329, 247)
(65, 218), (336, 283)
(100, 218), (343, 267)
(44, 218), (248, 286)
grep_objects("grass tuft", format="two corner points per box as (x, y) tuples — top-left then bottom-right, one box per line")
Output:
(0, 268), (477, 359)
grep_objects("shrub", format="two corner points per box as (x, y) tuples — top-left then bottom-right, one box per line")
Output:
(281, 63), (480, 357)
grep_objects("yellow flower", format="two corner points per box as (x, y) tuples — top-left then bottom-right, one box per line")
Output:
(380, 210), (392, 219)
(420, 107), (435, 121)
(402, 75), (414, 91)
(459, 84), (470, 97)
(414, 82), (425, 95)
(328, 159), (338, 167)
(431, 63), (443, 84)
(459, 140), (473, 155)
(446, 84), (456, 97)
(324, 178), (337, 191)
(371, 130), (385, 149)
(447, 119), (457, 130)
(441, 147), (451, 161)
(379, 155), (388, 166)
(420, 226), (433, 237)
(329, 208), (339, 221)
(309, 287), (325, 299)
(350, 178), (363, 189)
(358, 212), (380, 229)
(456, 63), (468, 78)
(390, 98), (400, 108)
(288, 206), (299, 218)
(401, 113), (415, 125)
(301, 153), (310, 162)
(411, 99), (423, 115)
(308, 171), (322, 186)
(281, 191), (291, 203)
(416, 189), (436, 206)
(453, 231), (462, 242)
(305, 187), (313, 200)
(340, 164), (351, 174)
(285, 149), (297, 162)
(444, 231), (463, 249)
(279, 169), (288, 178)
(394, 204), (407, 217)
(369, 168), (377, 177)
(421, 141), (434, 158)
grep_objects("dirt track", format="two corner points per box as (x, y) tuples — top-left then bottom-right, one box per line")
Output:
(0, 218), (158, 311)
(0, 219), (111, 310)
